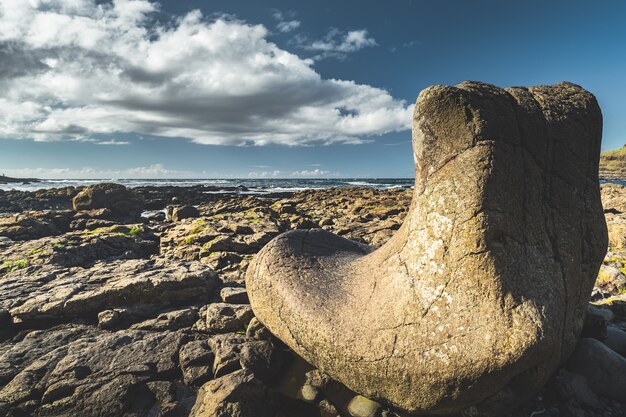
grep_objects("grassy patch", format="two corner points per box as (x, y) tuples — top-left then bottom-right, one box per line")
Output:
(128, 227), (142, 236)
(83, 228), (108, 236)
(1, 259), (29, 273)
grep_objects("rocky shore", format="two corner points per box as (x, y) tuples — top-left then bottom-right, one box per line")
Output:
(0, 182), (625, 417)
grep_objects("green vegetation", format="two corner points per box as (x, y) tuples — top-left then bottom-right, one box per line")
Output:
(1, 259), (29, 273)
(83, 228), (109, 236)
(30, 247), (45, 254)
(128, 227), (142, 236)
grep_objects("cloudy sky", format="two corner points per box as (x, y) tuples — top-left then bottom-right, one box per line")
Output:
(1, 0), (625, 179)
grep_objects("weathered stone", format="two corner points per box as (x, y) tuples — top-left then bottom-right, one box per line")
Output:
(246, 82), (607, 414)
(567, 338), (626, 401)
(167, 205), (200, 222)
(239, 340), (286, 382)
(197, 303), (254, 333)
(220, 287), (249, 304)
(72, 183), (144, 220)
(347, 395), (381, 417)
(246, 317), (273, 341)
(0, 325), (194, 416)
(131, 307), (199, 332)
(190, 369), (274, 417)
(1, 258), (219, 326)
(179, 340), (214, 387)
(207, 333), (248, 378)
(0, 225), (159, 270)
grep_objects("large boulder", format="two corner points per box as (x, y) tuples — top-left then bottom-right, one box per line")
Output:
(246, 82), (607, 415)
(72, 183), (144, 220)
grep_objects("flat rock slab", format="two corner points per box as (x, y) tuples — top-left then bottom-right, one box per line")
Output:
(1, 258), (219, 326)
(0, 325), (196, 417)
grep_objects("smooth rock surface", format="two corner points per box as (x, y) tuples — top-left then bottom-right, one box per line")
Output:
(246, 82), (607, 415)
(567, 338), (626, 401)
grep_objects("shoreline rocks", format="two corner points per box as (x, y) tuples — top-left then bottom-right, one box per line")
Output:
(0, 173), (624, 416)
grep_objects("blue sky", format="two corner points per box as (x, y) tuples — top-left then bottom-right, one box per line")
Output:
(0, 0), (625, 179)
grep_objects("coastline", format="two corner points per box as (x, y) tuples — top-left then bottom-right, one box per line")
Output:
(0, 182), (624, 416)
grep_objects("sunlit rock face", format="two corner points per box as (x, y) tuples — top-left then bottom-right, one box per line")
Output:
(246, 81), (607, 415)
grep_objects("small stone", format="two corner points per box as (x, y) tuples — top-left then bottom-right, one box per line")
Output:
(304, 369), (331, 390)
(220, 287), (249, 304)
(347, 395), (381, 417)
(300, 384), (319, 402)
(167, 205), (200, 222)
(246, 317), (273, 341)
(97, 309), (121, 330)
(199, 303), (254, 333)
(318, 399), (338, 415)
(319, 217), (334, 226)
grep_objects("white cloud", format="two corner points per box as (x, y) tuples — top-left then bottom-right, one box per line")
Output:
(0, 0), (411, 146)
(248, 170), (281, 178)
(277, 20), (300, 33)
(2, 164), (194, 179)
(298, 28), (378, 60)
(272, 10), (300, 33)
(289, 169), (331, 177)
(96, 139), (130, 145)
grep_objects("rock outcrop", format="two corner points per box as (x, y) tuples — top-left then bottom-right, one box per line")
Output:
(72, 183), (144, 220)
(246, 82), (607, 415)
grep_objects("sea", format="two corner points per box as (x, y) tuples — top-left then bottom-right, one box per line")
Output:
(0, 178), (415, 194)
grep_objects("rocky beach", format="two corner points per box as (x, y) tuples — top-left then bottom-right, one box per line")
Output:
(0, 179), (624, 417)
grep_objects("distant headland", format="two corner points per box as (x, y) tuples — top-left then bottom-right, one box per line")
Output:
(0, 174), (40, 185)
(600, 145), (626, 180)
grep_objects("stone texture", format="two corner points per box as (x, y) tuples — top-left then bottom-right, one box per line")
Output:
(167, 205), (200, 222)
(246, 82), (607, 415)
(190, 369), (273, 417)
(72, 183), (144, 220)
(1, 258), (219, 326)
(196, 303), (254, 333)
(0, 325), (196, 417)
(567, 338), (626, 401)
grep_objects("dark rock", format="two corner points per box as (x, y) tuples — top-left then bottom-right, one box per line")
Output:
(207, 333), (248, 378)
(167, 205), (200, 222)
(0, 325), (195, 416)
(72, 183), (144, 221)
(581, 304), (609, 339)
(179, 340), (214, 387)
(555, 369), (602, 409)
(1, 258), (219, 327)
(239, 340), (287, 382)
(567, 337), (626, 401)
(190, 369), (275, 417)
(604, 324), (626, 355)
(131, 308), (199, 332)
